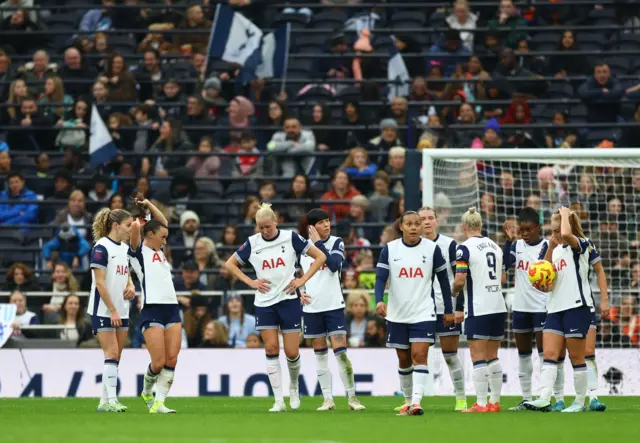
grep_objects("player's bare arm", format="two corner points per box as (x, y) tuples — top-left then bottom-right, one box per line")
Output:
(225, 254), (271, 293)
(559, 207), (580, 250)
(593, 261), (610, 317)
(452, 272), (466, 295)
(285, 244), (325, 294)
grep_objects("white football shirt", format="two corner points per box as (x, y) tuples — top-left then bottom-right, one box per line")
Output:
(300, 235), (346, 313)
(377, 238), (446, 324)
(89, 237), (131, 318)
(547, 238), (599, 314)
(128, 244), (177, 307)
(457, 236), (506, 318)
(432, 233), (457, 315)
(505, 239), (549, 312)
(234, 229), (311, 308)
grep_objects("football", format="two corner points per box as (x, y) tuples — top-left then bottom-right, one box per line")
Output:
(527, 260), (557, 289)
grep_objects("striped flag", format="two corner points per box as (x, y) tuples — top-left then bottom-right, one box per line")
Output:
(89, 105), (117, 168)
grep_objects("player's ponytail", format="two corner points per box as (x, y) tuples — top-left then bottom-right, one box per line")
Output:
(297, 216), (310, 239)
(461, 207), (483, 230)
(552, 208), (586, 239)
(255, 202), (276, 223)
(92, 207), (132, 240)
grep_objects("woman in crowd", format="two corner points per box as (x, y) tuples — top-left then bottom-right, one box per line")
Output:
(283, 174), (313, 222)
(142, 118), (193, 176)
(4, 262), (40, 292)
(345, 290), (372, 348)
(39, 76), (73, 118)
(186, 136), (221, 177)
(55, 98), (90, 150)
(9, 290), (40, 339)
(218, 295), (257, 348)
(57, 294), (92, 345)
(193, 237), (221, 288)
(216, 224), (241, 250)
(199, 320), (231, 348)
(183, 296), (213, 348)
(42, 262), (80, 318)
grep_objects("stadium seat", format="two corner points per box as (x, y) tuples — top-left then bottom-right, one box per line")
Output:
(531, 32), (562, 51)
(544, 83), (575, 99)
(389, 11), (427, 28)
(311, 10), (347, 30)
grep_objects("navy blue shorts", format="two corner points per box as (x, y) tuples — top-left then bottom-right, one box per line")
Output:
(386, 320), (436, 349)
(91, 316), (129, 335)
(544, 306), (592, 338)
(139, 304), (181, 333)
(465, 313), (506, 341)
(255, 297), (302, 333)
(303, 308), (347, 339)
(590, 310), (597, 330)
(512, 311), (547, 334)
(436, 314), (462, 337)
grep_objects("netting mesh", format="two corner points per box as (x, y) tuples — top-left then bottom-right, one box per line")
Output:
(429, 156), (640, 350)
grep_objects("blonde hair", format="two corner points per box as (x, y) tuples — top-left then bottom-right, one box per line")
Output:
(7, 79), (27, 120)
(255, 202), (276, 223)
(92, 208), (132, 240)
(551, 209), (586, 238)
(461, 207), (483, 230)
(52, 262), (80, 293)
(418, 206), (437, 219)
(195, 236), (221, 266)
(346, 289), (371, 315)
(45, 76), (66, 116)
(341, 147), (369, 169)
(203, 320), (229, 346)
(388, 146), (406, 158)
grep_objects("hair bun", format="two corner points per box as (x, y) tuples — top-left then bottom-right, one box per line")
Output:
(468, 207), (477, 213)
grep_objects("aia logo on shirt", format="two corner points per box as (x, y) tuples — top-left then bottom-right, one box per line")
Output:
(398, 267), (424, 278)
(262, 257), (285, 270)
(517, 260), (531, 271)
(320, 263), (328, 271)
(152, 252), (167, 263)
(116, 265), (128, 276)
(554, 259), (567, 272)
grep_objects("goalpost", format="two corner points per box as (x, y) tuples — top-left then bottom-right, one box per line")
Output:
(421, 148), (640, 330)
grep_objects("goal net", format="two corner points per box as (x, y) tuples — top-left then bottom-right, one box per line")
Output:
(421, 149), (640, 348)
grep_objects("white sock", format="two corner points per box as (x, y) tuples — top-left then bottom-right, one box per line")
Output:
(586, 355), (598, 401)
(266, 354), (284, 402)
(100, 381), (108, 405)
(472, 361), (489, 407)
(287, 354), (301, 391)
(334, 347), (355, 398)
(398, 366), (414, 405)
(315, 348), (332, 400)
(573, 363), (588, 406)
(443, 352), (466, 400)
(554, 358), (565, 402)
(412, 364), (429, 405)
(143, 364), (159, 396)
(155, 366), (175, 403)
(488, 358), (502, 404)
(518, 353), (533, 401)
(539, 359), (558, 402)
(103, 359), (118, 404)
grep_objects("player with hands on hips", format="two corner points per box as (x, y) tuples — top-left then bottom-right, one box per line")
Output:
(89, 207), (135, 413)
(375, 211), (454, 416)
(298, 209), (365, 412)
(128, 195), (181, 414)
(452, 208), (506, 413)
(414, 206), (467, 411)
(225, 203), (326, 412)
(525, 207), (610, 413)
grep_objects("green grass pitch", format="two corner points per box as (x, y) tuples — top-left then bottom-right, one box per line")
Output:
(1, 397), (639, 443)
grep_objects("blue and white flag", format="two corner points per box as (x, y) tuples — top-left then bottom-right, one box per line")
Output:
(237, 23), (291, 86)
(207, 4), (263, 66)
(387, 35), (410, 102)
(0, 303), (17, 348)
(89, 104), (117, 168)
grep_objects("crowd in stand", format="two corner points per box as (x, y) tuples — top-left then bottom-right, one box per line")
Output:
(1, 0), (640, 348)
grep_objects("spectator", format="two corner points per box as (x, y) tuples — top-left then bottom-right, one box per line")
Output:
(4, 262), (39, 292)
(215, 96), (255, 149)
(133, 103), (159, 154)
(9, 290), (39, 339)
(261, 100), (286, 146)
(267, 117), (316, 177)
(56, 294), (92, 345)
(319, 32), (352, 80)
(345, 290), (372, 347)
(547, 30), (593, 78)
(341, 147), (377, 194)
(488, 0), (528, 50)
(39, 76), (73, 118)
(185, 136), (220, 177)
(0, 149), (10, 174)
(88, 175), (113, 204)
(181, 95), (212, 144)
(369, 171), (395, 222)
(174, 4), (211, 50)
(169, 210), (204, 267)
(342, 269), (359, 290)
(199, 320), (231, 348)
(383, 146), (406, 196)
(108, 193), (124, 210)
(245, 332), (262, 348)
(136, 49), (173, 100)
(578, 63), (624, 123)
(428, 29), (471, 77)
(157, 78), (185, 119)
(393, 34), (426, 78)
(615, 296), (640, 346)
(55, 98), (90, 150)
(7, 97), (56, 152)
(193, 236), (221, 288)
(225, 130), (262, 178)
(0, 49), (12, 103)
(218, 295), (257, 348)
(213, 260), (251, 310)
(174, 259), (207, 294)
(364, 316), (386, 347)
(91, 32), (110, 72)
(282, 174), (312, 222)
(0, 9), (43, 54)
(321, 169), (362, 222)
(42, 262), (79, 316)
(201, 76), (227, 118)
(493, 48), (545, 97)
(389, 97), (410, 140)
(544, 111), (577, 148)
(43, 223), (91, 270)
(183, 295), (213, 347)
(347, 195), (375, 240)
(341, 100), (369, 149)
(307, 103), (337, 173)
(58, 47), (97, 98)
(16, 50), (55, 97)
(216, 225), (241, 249)
(367, 118), (403, 168)
(4, 78), (28, 125)
(0, 171), (38, 228)
(0, 0), (36, 23)
(54, 190), (93, 239)
(446, 0), (479, 50)
(258, 182), (276, 203)
(141, 118), (193, 176)
(98, 53), (137, 101)
(79, 0), (115, 35)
